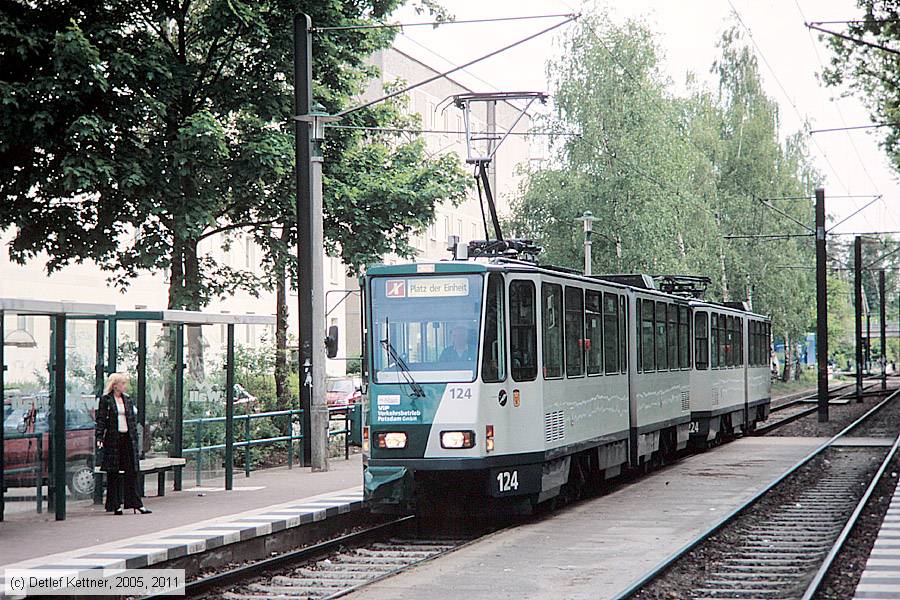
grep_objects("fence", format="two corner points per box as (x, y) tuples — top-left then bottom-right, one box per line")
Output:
(181, 404), (361, 486)
(182, 408), (303, 486)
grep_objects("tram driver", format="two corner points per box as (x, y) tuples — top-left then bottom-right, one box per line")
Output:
(439, 325), (476, 365)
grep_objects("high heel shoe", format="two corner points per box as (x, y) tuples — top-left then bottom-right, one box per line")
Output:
(134, 507), (152, 514)
(114, 508), (123, 515)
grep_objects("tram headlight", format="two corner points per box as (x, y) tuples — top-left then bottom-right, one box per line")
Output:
(485, 425), (494, 452)
(440, 430), (475, 449)
(375, 431), (407, 449)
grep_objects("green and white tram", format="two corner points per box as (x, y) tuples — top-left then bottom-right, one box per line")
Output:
(361, 259), (771, 514)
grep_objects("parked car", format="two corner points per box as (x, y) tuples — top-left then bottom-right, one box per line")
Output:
(325, 377), (362, 409)
(3, 404), (96, 500)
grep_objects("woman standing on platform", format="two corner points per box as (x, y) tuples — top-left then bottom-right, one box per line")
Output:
(96, 373), (152, 515)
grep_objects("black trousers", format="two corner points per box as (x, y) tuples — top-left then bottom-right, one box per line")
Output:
(105, 432), (143, 511)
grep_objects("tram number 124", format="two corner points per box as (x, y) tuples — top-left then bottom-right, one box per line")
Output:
(496, 470), (518, 492)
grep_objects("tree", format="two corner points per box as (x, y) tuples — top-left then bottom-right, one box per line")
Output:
(0, 0), (468, 313)
(820, 1), (900, 172)
(511, 16), (822, 374)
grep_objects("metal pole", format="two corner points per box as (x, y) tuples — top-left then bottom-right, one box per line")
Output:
(295, 13), (314, 467)
(225, 323), (234, 491)
(137, 322), (147, 442)
(815, 188), (829, 422)
(173, 323), (184, 491)
(880, 270), (887, 390)
(0, 311), (5, 522)
(106, 316), (117, 374)
(93, 320), (105, 504)
(866, 312), (871, 374)
(52, 315), (67, 520)
(310, 142), (329, 473)
(855, 236), (864, 401)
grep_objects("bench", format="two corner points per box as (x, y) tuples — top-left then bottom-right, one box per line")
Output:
(93, 457), (186, 502)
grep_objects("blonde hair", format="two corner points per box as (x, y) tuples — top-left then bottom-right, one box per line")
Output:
(103, 372), (130, 396)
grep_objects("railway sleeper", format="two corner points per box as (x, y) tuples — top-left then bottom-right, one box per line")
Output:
(224, 594), (320, 600)
(703, 578), (798, 588)
(294, 569), (379, 580)
(252, 579), (348, 590)
(353, 548), (435, 558)
(691, 587), (784, 597)
(330, 555), (416, 566)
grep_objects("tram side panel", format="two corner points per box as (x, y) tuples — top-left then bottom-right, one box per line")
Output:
(628, 291), (691, 467)
(688, 306), (747, 443)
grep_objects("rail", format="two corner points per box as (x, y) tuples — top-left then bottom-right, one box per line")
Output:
(611, 386), (900, 600)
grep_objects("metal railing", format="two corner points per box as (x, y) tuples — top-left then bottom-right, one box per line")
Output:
(182, 409), (303, 486)
(328, 404), (361, 460)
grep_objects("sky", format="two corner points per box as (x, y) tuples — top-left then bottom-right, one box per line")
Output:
(389, 0), (900, 238)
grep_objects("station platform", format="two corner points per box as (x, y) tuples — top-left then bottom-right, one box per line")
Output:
(0, 454), (364, 593)
(854, 472), (900, 599)
(342, 436), (828, 600)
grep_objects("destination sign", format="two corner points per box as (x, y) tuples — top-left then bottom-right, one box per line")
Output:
(406, 278), (470, 298)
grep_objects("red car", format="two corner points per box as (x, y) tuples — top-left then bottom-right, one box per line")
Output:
(3, 404), (97, 499)
(325, 377), (362, 409)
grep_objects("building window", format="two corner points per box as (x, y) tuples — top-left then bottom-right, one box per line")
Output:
(510, 280), (537, 382)
(695, 312), (709, 370)
(481, 273), (506, 383)
(429, 220), (437, 241)
(564, 286), (584, 377)
(542, 283), (563, 379)
(585, 290), (602, 376)
(244, 236), (255, 269)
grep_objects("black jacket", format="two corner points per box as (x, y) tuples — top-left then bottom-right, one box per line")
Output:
(95, 393), (140, 472)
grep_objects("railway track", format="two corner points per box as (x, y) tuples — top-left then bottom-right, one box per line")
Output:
(141, 516), (484, 600)
(614, 387), (900, 600)
(754, 382), (861, 434)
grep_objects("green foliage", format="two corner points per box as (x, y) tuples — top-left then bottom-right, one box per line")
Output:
(0, 0), (468, 309)
(511, 16), (822, 343)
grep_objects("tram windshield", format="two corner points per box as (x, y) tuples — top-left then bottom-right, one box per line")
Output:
(371, 274), (484, 383)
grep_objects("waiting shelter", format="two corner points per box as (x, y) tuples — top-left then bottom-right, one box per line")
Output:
(105, 310), (287, 499)
(1, 298), (116, 521)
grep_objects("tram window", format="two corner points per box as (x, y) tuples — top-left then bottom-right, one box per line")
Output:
(482, 273), (507, 383)
(603, 293), (619, 374)
(619, 296), (627, 372)
(585, 290), (603, 375)
(542, 283), (563, 379)
(679, 306), (690, 368)
(510, 280), (537, 382)
(565, 286), (585, 377)
(641, 299), (655, 372)
(718, 314), (727, 368)
(655, 302), (668, 370)
(723, 316), (731, 367)
(736, 317), (743, 365)
(667, 304), (678, 370)
(711, 313), (719, 368)
(749, 321), (756, 366)
(695, 311), (709, 370)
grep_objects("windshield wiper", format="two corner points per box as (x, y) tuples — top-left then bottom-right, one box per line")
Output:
(380, 338), (426, 398)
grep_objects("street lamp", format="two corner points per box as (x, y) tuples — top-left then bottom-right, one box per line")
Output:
(574, 210), (597, 276)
